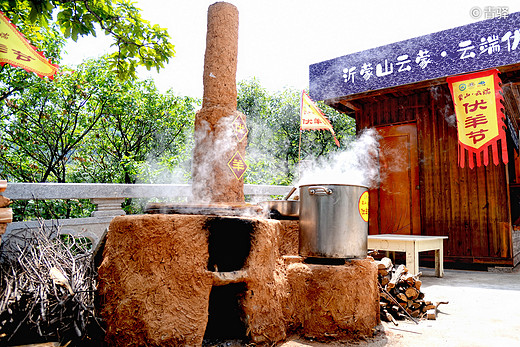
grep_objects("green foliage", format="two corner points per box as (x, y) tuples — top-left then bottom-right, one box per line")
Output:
(0, 0), (174, 79)
(238, 78), (356, 185)
(0, 22), (65, 103)
(68, 80), (197, 185)
(0, 59), (121, 183)
(11, 199), (95, 222)
(58, 233), (93, 254)
(0, 57), (196, 220)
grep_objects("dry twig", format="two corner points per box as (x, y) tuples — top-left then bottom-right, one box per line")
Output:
(0, 221), (103, 345)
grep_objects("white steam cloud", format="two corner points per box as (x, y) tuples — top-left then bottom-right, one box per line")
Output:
(298, 128), (381, 188)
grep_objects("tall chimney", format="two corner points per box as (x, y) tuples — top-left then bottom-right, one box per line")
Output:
(192, 2), (247, 203)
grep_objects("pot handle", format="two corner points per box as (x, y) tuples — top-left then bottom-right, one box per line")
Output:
(308, 186), (333, 196)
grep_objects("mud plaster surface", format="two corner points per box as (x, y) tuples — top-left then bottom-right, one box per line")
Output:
(192, 108), (246, 203)
(97, 215), (213, 346)
(278, 220), (299, 256)
(98, 215), (379, 346)
(202, 2), (239, 109)
(192, 2), (245, 203)
(284, 260), (380, 342)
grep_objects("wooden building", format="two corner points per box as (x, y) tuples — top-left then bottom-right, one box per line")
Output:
(310, 13), (520, 268)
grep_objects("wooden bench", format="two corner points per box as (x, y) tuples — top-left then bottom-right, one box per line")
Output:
(367, 234), (448, 277)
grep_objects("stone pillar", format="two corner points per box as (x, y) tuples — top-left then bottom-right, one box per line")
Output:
(192, 2), (247, 203)
(90, 198), (126, 217)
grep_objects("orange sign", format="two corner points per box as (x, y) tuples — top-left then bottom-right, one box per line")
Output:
(0, 11), (59, 79)
(232, 113), (248, 143)
(447, 69), (507, 168)
(358, 191), (369, 222)
(227, 150), (247, 180)
(300, 90), (340, 147)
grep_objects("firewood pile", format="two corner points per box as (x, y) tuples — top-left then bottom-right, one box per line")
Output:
(0, 222), (103, 345)
(377, 257), (447, 325)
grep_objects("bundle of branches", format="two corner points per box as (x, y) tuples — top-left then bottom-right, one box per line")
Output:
(0, 221), (104, 345)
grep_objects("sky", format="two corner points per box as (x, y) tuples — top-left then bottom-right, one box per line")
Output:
(61, 0), (520, 98)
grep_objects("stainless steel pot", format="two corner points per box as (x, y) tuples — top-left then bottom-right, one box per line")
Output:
(299, 184), (368, 258)
(259, 200), (299, 218)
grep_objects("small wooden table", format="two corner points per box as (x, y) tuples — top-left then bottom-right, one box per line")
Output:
(367, 234), (448, 277)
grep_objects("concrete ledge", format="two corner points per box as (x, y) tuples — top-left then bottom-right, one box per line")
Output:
(3, 183), (291, 200)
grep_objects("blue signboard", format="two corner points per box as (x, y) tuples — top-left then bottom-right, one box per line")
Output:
(309, 12), (520, 101)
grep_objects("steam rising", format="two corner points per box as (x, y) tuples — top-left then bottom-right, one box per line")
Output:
(431, 85), (457, 127)
(298, 128), (380, 188)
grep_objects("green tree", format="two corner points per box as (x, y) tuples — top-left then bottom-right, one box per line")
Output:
(0, 57), (196, 219)
(0, 59), (122, 183)
(237, 78), (355, 185)
(69, 81), (197, 185)
(0, 21), (65, 102)
(0, 0), (174, 79)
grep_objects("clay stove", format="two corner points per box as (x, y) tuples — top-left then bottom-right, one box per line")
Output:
(97, 3), (380, 346)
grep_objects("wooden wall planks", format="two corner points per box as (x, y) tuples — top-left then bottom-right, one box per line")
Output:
(354, 85), (514, 266)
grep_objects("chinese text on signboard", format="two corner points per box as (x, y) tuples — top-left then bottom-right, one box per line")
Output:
(310, 12), (520, 101)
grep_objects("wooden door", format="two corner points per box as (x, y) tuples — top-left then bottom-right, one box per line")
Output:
(369, 123), (420, 235)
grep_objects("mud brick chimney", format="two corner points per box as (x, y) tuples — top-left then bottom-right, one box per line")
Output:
(192, 2), (247, 203)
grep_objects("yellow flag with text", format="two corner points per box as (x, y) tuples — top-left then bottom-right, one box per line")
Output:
(300, 90), (340, 147)
(447, 69), (507, 168)
(0, 11), (59, 79)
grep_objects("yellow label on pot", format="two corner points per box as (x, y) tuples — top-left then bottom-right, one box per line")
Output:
(358, 191), (369, 222)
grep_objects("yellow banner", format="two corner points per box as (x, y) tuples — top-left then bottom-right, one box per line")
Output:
(450, 74), (498, 150)
(0, 11), (58, 78)
(300, 91), (340, 146)
(447, 69), (508, 168)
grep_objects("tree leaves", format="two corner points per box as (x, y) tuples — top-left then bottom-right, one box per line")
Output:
(237, 78), (356, 185)
(0, 0), (175, 79)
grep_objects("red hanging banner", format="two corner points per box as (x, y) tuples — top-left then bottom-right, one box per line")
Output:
(447, 69), (507, 169)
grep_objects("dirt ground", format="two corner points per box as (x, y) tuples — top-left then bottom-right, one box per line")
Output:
(281, 265), (520, 347)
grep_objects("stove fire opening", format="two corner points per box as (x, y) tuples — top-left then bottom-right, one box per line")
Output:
(203, 282), (248, 343)
(206, 217), (253, 272)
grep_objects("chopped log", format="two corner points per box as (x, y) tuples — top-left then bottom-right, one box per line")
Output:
(414, 279), (422, 290)
(424, 304), (436, 311)
(381, 275), (390, 286)
(396, 292), (408, 302)
(402, 273), (416, 286)
(377, 257), (393, 270)
(380, 291), (393, 302)
(396, 312), (407, 320)
(387, 264), (406, 289)
(411, 302), (422, 310)
(0, 180), (6, 193)
(386, 312), (398, 326)
(426, 308), (437, 320)
(378, 268), (389, 276)
(405, 286), (420, 300)
(0, 195), (11, 208)
(411, 309), (422, 318)
(0, 208), (12, 223)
